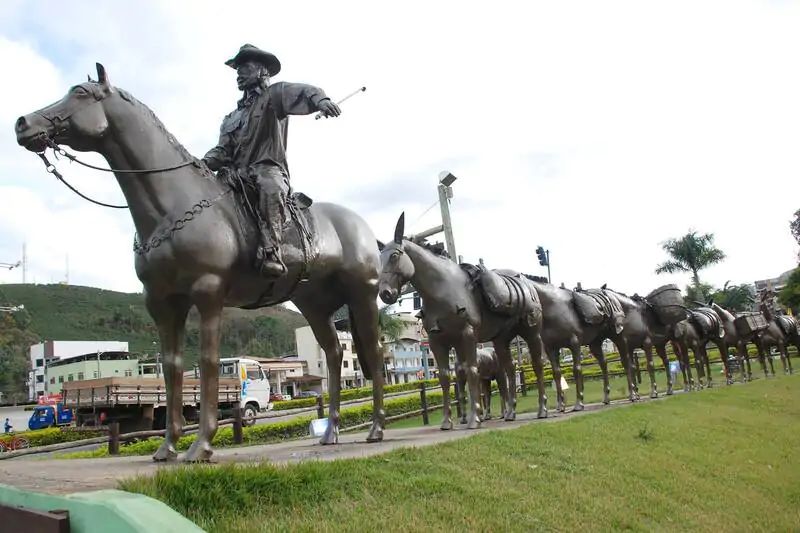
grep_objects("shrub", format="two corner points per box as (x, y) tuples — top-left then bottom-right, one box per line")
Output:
(0, 427), (103, 448)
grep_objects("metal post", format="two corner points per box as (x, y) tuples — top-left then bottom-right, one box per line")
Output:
(437, 174), (457, 262)
(316, 395), (325, 419)
(420, 382), (429, 425)
(233, 403), (244, 444)
(546, 250), (551, 283)
(108, 422), (120, 455)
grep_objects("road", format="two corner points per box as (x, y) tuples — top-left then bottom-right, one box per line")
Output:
(0, 405), (31, 434)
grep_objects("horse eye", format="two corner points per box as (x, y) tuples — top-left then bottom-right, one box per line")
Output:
(73, 86), (89, 96)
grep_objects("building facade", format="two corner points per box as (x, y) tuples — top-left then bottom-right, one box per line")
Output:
(295, 326), (364, 392)
(28, 340), (129, 400)
(45, 352), (138, 394)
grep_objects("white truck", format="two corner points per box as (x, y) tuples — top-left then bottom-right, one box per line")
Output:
(62, 357), (271, 432)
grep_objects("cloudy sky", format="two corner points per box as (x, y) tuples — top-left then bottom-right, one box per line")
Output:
(0, 1), (798, 300)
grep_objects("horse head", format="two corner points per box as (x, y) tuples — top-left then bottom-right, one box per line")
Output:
(16, 63), (114, 153)
(378, 212), (414, 304)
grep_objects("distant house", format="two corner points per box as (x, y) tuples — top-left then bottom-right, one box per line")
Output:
(27, 340), (128, 400)
(295, 326), (364, 392)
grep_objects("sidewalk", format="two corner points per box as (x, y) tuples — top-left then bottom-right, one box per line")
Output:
(0, 395), (652, 495)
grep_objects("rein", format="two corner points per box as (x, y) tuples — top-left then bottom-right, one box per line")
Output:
(33, 136), (201, 209)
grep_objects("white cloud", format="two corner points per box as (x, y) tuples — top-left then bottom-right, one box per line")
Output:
(0, 0), (798, 296)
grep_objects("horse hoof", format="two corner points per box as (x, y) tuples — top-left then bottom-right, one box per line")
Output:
(483, 413), (492, 421)
(440, 419), (453, 431)
(666, 388), (674, 396)
(467, 418), (481, 430)
(537, 408), (548, 419)
(152, 442), (177, 462)
(650, 392), (659, 399)
(320, 427), (339, 445)
(366, 424), (384, 443)
(572, 403), (585, 412)
(603, 398), (610, 405)
(504, 412), (516, 422)
(182, 440), (213, 463)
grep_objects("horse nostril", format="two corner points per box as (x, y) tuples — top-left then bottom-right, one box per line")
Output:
(379, 289), (393, 303)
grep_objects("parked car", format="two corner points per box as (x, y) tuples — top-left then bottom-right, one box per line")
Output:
(269, 392), (285, 402)
(297, 391), (320, 398)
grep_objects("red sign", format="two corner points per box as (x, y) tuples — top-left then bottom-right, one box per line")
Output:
(37, 393), (62, 405)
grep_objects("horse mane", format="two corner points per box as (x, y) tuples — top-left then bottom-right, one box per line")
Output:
(417, 241), (450, 259)
(522, 273), (549, 284)
(116, 87), (212, 179)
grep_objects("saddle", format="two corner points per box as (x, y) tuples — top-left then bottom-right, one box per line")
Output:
(734, 312), (768, 337)
(572, 288), (625, 334)
(461, 264), (542, 326)
(776, 315), (799, 337)
(689, 308), (724, 339)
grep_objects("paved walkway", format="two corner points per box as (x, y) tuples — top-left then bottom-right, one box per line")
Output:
(0, 394), (667, 495)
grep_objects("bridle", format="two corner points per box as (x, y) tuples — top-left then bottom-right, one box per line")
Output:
(33, 135), (201, 209)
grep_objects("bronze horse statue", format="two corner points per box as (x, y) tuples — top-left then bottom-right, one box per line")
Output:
(755, 292), (797, 375)
(15, 64), (386, 461)
(605, 290), (676, 398)
(456, 347), (508, 421)
(669, 308), (725, 390)
(378, 214), (550, 430)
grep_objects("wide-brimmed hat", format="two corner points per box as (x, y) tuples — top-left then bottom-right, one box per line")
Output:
(225, 44), (281, 76)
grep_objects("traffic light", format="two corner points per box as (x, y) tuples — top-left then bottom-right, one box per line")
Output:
(536, 246), (548, 266)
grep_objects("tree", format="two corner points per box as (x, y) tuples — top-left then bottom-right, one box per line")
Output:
(684, 282), (714, 307)
(712, 281), (755, 312)
(791, 209), (800, 261)
(378, 307), (405, 343)
(655, 230), (726, 286)
(778, 267), (800, 313)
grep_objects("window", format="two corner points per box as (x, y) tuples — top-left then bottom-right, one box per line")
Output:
(341, 343), (348, 351)
(93, 371), (98, 378)
(37, 391), (44, 397)
(317, 361), (322, 368)
(58, 376), (64, 383)
(35, 359), (44, 368)
(124, 369), (133, 377)
(36, 374), (44, 383)
(351, 342), (357, 354)
(49, 377), (55, 385)
(343, 360), (349, 368)
(67, 374), (74, 382)
(77, 372), (84, 380)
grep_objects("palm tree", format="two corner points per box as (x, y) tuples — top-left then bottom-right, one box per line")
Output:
(655, 230), (726, 286)
(378, 306), (405, 343)
(712, 281), (755, 312)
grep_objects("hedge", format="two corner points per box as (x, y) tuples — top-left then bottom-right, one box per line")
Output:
(0, 427), (104, 448)
(272, 379), (440, 411)
(60, 390), (448, 459)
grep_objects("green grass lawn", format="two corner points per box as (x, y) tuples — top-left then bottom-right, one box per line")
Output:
(121, 373), (800, 532)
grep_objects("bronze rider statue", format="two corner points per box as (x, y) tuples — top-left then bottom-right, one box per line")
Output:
(202, 44), (341, 276)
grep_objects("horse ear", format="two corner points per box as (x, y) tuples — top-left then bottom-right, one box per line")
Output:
(393, 212), (405, 244)
(376, 240), (385, 252)
(96, 63), (110, 87)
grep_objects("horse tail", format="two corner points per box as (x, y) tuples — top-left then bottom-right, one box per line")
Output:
(348, 307), (374, 381)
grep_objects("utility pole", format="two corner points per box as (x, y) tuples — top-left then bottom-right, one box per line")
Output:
(22, 243), (27, 283)
(437, 171), (458, 262)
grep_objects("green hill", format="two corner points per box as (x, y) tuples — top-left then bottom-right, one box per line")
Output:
(0, 284), (307, 362)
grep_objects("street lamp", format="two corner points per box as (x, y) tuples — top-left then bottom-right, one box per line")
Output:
(437, 171), (458, 262)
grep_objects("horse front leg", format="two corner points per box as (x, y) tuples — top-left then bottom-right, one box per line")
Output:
(455, 335), (482, 429)
(570, 343), (585, 411)
(493, 341), (516, 421)
(655, 343), (673, 395)
(430, 338), (454, 430)
(183, 277), (225, 462)
(643, 343), (658, 398)
(590, 341), (610, 405)
(146, 295), (191, 462)
(530, 337), (549, 417)
(547, 347), (566, 412)
(348, 295), (384, 442)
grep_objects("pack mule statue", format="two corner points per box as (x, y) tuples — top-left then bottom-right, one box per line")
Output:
(15, 62), (386, 462)
(378, 213), (550, 431)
